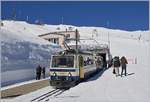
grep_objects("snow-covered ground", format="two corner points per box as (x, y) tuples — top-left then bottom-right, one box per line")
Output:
(1, 20), (150, 102)
(52, 33), (150, 102)
(1, 20), (62, 86)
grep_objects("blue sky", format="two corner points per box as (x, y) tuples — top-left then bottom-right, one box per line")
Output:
(1, 1), (149, 31)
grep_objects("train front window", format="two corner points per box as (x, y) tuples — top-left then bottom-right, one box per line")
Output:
(52, 56), (74, 68)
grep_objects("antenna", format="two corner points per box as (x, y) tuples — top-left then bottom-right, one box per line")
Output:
(26, 16), (29, 22)
(61, 16), (64, 25)
(12, 8), (16, 20)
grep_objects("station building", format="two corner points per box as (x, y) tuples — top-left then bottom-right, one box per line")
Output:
(38, 30), (80, 49)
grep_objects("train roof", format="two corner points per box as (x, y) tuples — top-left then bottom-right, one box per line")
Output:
(55, 49), (93, 56)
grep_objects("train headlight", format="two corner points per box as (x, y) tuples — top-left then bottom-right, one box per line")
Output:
(68, 72), (73, 81)
(68, 73), (72, 76)
(53, 72), (58, 80)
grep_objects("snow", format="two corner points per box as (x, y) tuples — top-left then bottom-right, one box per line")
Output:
(51, 26), (150, 102)
(1, 20), (62, 87)
(1, 20), (150, 102)
(2, 65), (150, 102)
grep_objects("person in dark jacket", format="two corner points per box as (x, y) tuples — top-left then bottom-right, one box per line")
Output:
(36, 65), (42, 80)
(121, 56), (128, 76)
(42, 67), (46, 78)
(113, 56), (120, 77)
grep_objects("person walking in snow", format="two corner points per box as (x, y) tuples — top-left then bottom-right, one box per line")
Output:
(36, 65), (42, 80)
(120, 56), (128, 77)
(113, 56), (120, 77)
(42, 67), (46, 78)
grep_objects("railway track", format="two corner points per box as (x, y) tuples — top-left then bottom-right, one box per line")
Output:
(31, 89), (66, 102)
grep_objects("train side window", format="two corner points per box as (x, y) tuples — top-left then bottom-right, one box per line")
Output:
(67, 57), (74, 67)
(86, 57), (94, 65)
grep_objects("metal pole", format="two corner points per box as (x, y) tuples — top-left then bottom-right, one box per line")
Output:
(61, 16), (64, 25)
(108, 32), (110, 50)
(107, 21), (110, 50)
(75, 29), (78, 68)
(76, 29), (78, 54)
(26, 16), (29, 22)
(107, 21), (111, 61)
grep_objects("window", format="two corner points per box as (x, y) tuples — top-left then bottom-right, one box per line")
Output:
(48, 38), (59, 44)
(48, 38), (53, 42)
(66, 34), (70, 40)
(83, 57), (94, 66)
(56, 38), (59, 44)
(52, 56), (74, 68)
(53, 38), (57, 43)
(53, 38), (59, 44)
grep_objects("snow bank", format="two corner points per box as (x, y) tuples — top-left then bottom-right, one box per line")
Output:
(1, 20), (62, 87)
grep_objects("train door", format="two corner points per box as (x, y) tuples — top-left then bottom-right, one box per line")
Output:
(97, 53), (107, 68)
(79, 55), (84, 79)
(102, 53), (107, 68)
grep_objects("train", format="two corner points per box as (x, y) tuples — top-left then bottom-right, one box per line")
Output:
(49, 50), (105, 89)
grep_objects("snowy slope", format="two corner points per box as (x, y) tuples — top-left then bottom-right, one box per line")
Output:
(1, 20), (150, 102)
(1, 20), (62, 86)
(2, 20), (150, 42)
(1, 20), (150, 87)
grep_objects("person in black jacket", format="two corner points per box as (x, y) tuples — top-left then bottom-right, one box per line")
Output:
(42, 67), (46, 78)
(113, 56), (120, 77)
(121, 56), (128, 77)
(36, 65), (42, 80)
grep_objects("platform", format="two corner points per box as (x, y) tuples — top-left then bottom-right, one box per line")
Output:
(1, 78), (50, 98)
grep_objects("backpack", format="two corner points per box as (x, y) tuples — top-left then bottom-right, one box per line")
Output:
(113, 57), (120, 67)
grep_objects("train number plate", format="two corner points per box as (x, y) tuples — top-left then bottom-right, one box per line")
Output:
(58, 72), (67, 76)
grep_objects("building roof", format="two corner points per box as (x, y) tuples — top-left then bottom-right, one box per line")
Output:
(38, 31), (76, 37)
